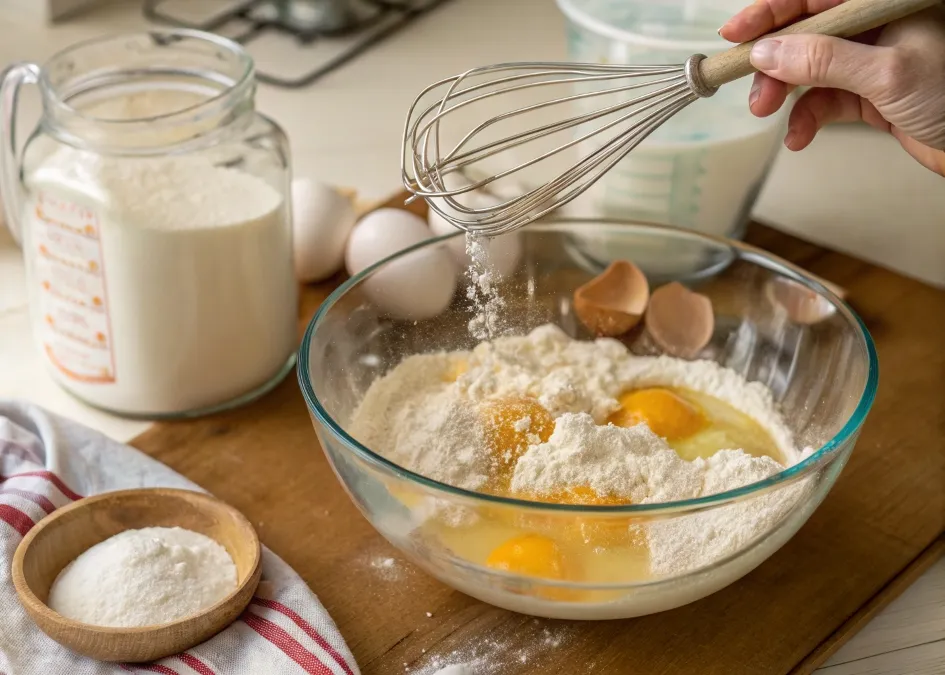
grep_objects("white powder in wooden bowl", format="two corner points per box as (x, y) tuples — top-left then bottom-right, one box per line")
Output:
(48, 526), (237, 627)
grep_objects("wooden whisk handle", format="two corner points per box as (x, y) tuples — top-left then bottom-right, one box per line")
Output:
(697, 0), (940, 91)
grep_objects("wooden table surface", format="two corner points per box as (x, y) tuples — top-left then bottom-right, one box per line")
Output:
(817, 555), (944, 674)
(130, 212), (945, 675)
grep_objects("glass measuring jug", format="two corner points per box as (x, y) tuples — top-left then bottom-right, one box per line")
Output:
(556, 0), (791, 240)
(0, 30), (297, 418)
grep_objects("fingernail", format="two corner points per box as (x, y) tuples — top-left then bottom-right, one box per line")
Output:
(749, 80), (762, 107)
(717, 24), (726, 36)
(751, 39), (781, 70)
(784, 128), (797, 148)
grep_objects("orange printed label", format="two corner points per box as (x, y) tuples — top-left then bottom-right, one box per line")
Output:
(32, 192), (115, 383)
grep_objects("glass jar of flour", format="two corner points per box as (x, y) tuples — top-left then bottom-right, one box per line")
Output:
(0, 30), (297, 418)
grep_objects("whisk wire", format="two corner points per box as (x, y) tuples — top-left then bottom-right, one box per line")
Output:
(417, 73), (689, 174)
(448, 88), (696, 235)
(404, 0), (937, 236)
(403, 57), (706, 235)
(403, 63), (690, 175)
(437, 79), (691, 184)
(417, 78), (695, 232)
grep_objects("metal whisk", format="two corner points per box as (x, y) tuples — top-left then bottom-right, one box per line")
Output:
(402, 0), (935, 236)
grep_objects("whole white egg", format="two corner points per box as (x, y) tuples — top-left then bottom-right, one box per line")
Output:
(426, 187), (522, 279)
(345, 208), (458, 321)
(292, 178), (357, 282)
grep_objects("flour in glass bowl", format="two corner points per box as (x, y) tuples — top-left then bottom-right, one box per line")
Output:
(349, 324), (815, 576)
(22, 143), (297, 416)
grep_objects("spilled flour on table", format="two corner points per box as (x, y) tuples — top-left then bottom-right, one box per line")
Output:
(408, 620), (575, 675)
(430, 667), (474, 675)
(365, 555), (407, 582)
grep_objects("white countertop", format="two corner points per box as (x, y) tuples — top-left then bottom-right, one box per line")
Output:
(0, 1), (942, 673)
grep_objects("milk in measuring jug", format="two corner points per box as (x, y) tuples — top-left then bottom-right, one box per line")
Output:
(560, 0), (788, 238)
(586, 120), (783, 237)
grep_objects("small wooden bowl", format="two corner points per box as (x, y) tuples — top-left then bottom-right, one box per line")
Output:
(11, 488), (261, 663)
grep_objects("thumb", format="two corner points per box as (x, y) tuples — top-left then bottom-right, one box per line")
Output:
(749, 34), (889, 99)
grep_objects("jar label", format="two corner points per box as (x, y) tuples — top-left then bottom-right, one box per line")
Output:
(31, 192), (115, 383)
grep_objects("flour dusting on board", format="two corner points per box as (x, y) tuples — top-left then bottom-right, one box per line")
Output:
(430, 666), (475, 675)
(409, 622), (574, 675)
(366, 554), (407, 582)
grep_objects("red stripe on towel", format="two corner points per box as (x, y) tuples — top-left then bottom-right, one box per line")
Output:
(242, 612), (334, 675)
(176, 653), (216, 675)
(1, 486), (57, 514)
(251, 598), (355, 675)
(0, 504), (34, 536)
(0, 470), (82, 500)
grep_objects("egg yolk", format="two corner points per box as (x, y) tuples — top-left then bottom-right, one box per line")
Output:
(607, 388), (706, 440)
(557, 486), (628, 506)
(524, 485), (629, 507)
(442, 358), (469, 383)
(480, 397), (555, 484)
(486, 534), (568, 580)
(552, 488), (637, 547)
(556, 488), (635, 548)
(506, 487), (635, 548)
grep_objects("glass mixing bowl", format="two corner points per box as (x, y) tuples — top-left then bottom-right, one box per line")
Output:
(298, 219), (877, 620)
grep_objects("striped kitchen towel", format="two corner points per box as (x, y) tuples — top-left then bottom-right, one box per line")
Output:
(0, 400), (360, 675)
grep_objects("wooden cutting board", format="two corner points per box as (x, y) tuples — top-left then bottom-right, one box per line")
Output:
(131, 193), (945, 675)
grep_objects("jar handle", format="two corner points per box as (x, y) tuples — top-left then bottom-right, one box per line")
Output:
(1, 63), (41, 246)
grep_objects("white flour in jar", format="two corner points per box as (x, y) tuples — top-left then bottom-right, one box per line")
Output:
(349, 324), (814, 576)
(48, 526), (237, 627)
(23, 146), (297, 415)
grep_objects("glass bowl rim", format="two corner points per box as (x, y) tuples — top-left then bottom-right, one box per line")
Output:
(298, 217), (878, 514)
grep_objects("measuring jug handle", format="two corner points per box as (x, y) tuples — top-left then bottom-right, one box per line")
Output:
(1, 62), (41, 247)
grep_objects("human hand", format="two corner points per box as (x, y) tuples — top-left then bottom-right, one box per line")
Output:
(719, 0), (945, 176)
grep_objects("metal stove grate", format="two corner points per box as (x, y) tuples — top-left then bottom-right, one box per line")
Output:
(143, 0), (452, 88)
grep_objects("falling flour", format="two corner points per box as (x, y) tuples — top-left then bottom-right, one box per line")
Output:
(348, 324), (814, 577)
(465, 233), (506, 340)
(48, 526), (237, 627)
